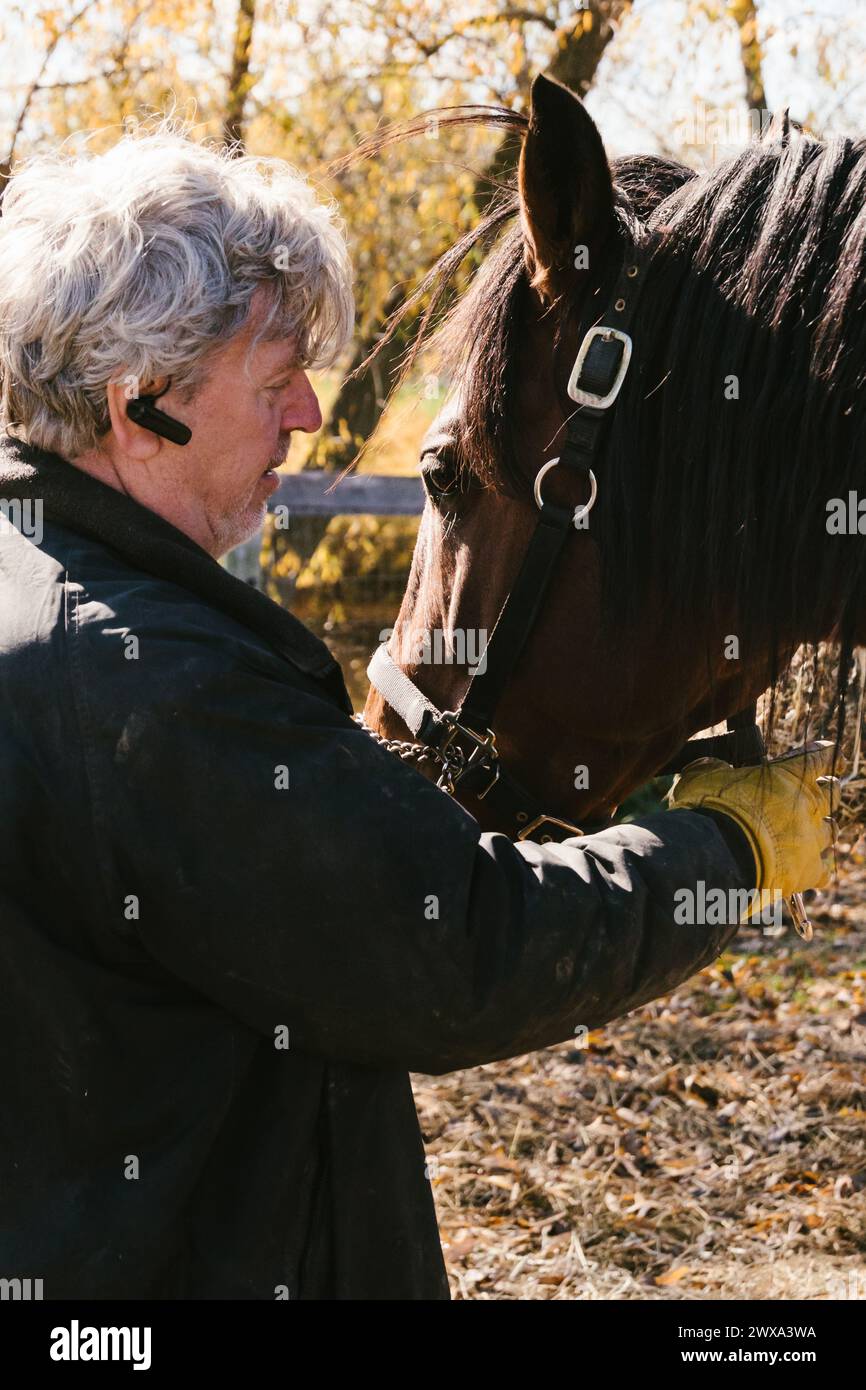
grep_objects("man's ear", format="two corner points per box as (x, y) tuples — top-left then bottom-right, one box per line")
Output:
(518, 72), (615, 306)
(106, 376), (167, 460)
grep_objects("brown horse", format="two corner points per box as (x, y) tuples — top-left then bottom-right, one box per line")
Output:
(357, 75), (866, 833)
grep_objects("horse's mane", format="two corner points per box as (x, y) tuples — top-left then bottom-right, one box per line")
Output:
(338, 107), (866, 743)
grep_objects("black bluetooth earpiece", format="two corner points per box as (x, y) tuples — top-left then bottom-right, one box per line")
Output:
(126, 380), (192, 446)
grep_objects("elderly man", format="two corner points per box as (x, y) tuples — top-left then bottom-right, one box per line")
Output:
(0, 124), (834, 1301)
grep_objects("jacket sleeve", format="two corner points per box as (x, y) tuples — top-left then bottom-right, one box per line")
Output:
(101, 658), (752, 1076)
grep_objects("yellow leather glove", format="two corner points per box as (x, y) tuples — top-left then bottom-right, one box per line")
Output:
(667, 741), (840, 908)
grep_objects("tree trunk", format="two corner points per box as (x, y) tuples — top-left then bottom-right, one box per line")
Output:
(220, 0), (262, 585)
(730, 0), (767, 116)
(307, 280), (409, 472)
(549, 0), (632, 94)
(287, 283), (414, 566)
(223, 0), (258, 149)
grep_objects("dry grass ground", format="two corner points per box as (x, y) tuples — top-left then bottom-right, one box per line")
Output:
(413, 856), (866, 1301)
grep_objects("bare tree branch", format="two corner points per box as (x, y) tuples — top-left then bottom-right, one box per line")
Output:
(3, 0), (102, 169)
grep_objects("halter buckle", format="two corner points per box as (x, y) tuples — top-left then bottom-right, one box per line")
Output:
(567, 325), (633, 409)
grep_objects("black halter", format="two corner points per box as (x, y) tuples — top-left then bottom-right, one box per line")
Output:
(367, 224), (765, 842)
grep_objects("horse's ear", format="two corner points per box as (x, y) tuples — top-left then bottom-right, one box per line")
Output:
(518, 72), (614, 305)
(761, 107), (791, 144)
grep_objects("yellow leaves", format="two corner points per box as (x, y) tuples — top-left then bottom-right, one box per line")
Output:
(725, 0), (751, 24)
(40, 8), (61, 45)
(271, 541), (304, 582)
(655, 1266), (690, 1286)
(849, 834), (866, 864)
(564, 7), (596, 45)
(507, 33), (525, 77)
(299, 513), (420, 593)
(748, 1211), (788, 1235)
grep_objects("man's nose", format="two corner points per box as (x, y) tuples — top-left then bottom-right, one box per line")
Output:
(287, 373), (322, 434)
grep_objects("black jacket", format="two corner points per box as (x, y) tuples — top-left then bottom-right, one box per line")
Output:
(0, 435), (752, 1299)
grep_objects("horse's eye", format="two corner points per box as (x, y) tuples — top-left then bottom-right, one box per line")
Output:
(421, 450), (460, 503)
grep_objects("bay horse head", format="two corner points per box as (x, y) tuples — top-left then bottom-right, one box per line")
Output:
(358, 74), (866, 833)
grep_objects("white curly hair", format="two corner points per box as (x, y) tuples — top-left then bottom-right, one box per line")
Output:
(0, 119), (355, 459)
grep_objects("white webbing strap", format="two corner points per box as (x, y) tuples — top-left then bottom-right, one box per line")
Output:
(366, 643), (444, 739)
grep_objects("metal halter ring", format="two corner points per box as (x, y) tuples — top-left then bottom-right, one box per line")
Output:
(533, 457), (598, 528)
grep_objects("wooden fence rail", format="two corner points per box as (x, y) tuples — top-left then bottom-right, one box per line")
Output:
(223, 471), (425, 585)
(270, 471), (424, 517)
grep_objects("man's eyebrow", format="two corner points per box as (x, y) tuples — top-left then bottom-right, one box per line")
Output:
(262, 348), (299, 377)
(257, 361), (296, 387)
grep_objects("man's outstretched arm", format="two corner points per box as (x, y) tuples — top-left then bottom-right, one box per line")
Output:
(101, 658), (758, 1075)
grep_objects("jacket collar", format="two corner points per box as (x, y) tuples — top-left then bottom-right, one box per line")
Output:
(0, 433), (352, 711)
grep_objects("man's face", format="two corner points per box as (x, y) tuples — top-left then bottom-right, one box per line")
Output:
(99, 288), (324, 557)
(170, 301), (323, 555)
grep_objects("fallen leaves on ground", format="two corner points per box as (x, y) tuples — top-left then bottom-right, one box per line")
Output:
(412, 856), (866, 1300)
